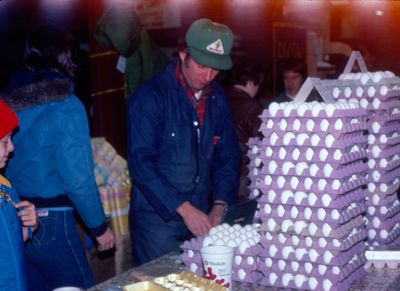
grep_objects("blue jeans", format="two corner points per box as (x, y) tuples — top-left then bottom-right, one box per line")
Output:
(25, 208), (94, 291)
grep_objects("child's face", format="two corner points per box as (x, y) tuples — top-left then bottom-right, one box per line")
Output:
(0, 133), (14, 169)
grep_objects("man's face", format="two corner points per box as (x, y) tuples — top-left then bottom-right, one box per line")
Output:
(283, 70), (303, 96)
(179, 51), (219, 92)
(0, 133), (13, 169)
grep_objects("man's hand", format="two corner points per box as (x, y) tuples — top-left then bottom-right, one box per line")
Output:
(95, 226), (115, 251)
(177, 201), (212, 236)
(208, 203), (226, 226)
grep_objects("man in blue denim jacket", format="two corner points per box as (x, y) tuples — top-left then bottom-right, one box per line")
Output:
(127, 18), (241, 266)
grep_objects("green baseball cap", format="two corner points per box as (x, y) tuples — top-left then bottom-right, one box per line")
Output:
(185, 18), (234, 70)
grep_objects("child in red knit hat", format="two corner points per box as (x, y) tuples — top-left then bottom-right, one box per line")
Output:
(0, 99), (38, 291)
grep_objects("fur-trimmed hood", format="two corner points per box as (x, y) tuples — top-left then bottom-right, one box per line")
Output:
(1, 71), (74, 112)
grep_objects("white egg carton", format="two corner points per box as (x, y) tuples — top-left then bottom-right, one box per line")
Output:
(260, 214), (365, 239)
(259, 251), (366, 282)
(259, 174), (366, 195)
(258, 187), (365, 209)
(258, 263), (366, 291)
(260, 226), (367, 252)
(258, 198), (365, 224)
(260, 144), (367, 164)
(261, 130), (366, 148)
(260, 159), (367, 179)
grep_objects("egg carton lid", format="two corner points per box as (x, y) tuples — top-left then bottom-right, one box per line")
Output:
(259, 174), (367, 196)
(259, 251), (366, 282)
(259, 261), (366, 291)
(260, 226), (367, 253)
(258, 186), (365, 209)
(259, 198), (366, 225)
(260, 159), (368, 179)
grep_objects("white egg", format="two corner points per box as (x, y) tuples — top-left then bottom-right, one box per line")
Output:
(268, 244), (278, 257)
(277, 205), (285, 217)
(278, 147), (287, 159)
(291, 261), (300, 272)
(311, 103), (323, 117)
(331, 209), (340, 220)
(323, 279), (333, 291)
(282, 246), (294, 259)
(308, 192), (318, 206)
(295, 162), (308, 175)
(278, 259), (286, 270)
(304, 262), (313, 274)
(319, 118), (329, 131)
(294, 191), (307, 204)
(309, 248), (319, 262)
(295, 248), (307, 260)
(290, 176), (300, 189)
(283, 103), (295, 117)
(324, 134), (335, 147)
(234, 255), (242, 265)
(332, 87), (340, 98)
(306, 119), (315, 131)
(334, 119), (344, 130)
(297, 103), (309, 116)
(308, 277), (318, 290)
(318, 264), (328, 275)
(323, 164), (333, 177)
(269, 132), (279, 145)
(293, 119), (301, 131)
(190, 263), (198, 273)
(281, 190), (294, 203)
(281, 219), (294, 232)
(238, 268), (246, 280)
(322, 223), (332, 236)
(266, 119), (274, 129)
(202, 236), (214, 247)
(269, 273), (278, 285)
(356, 86), (364, 97)
(372, 71), (383, 82)
(310, 134), (321, 146)
(277, 176), (286, 188)
(296, 133), (309, 145)
(290, 206), (299, 219)
(309, 164), (319, 176)
(268, 160), (278, 174)
(333, 149), (342, 160)
(294, 221), (307, 234)
(264, 175), (272, 185)
(267, 218), (277, 231)
(239, 240), (250, 254)
(380, 85), (388, 96)
(308, 223), (318, 236)
(305, 147), (314, 161)
(360, 72), (370, 85)
(319, 148), (329, 161)
(282, 273), (292, 287)
(283, 132), (295, 145)
(368, 86), (376, 97)
(344, 87), (352, 98)
(372, 98), (381, 109)
(294, 274), (307, 288)
(325, 103), (336, 117)
(292, 147), (301, 160)
(268, 102), (280, 117)
(317, 208), (326, 220)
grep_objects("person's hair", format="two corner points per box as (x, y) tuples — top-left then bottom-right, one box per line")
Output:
(231, 58), (264, 86)
(280, 58), (307, 78)
(24, 25), (77, 77)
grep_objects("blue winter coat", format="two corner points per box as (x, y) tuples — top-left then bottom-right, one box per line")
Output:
(0, 176), (26, 291)
(127, 62), (241, 222)
(2, 71), (107, 235)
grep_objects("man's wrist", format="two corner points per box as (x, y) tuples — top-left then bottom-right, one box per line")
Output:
(212, 201), (227, 207)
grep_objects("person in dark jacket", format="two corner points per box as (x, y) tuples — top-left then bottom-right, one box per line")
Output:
(1, 25), (114, 290)
(127, 18), (241, 266)
(227, 59), (265, 201)
(0, 100), (38, 291)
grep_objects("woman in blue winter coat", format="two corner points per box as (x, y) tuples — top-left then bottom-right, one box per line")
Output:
(1, 25), (115, 290)
(0, 100), (38, 291)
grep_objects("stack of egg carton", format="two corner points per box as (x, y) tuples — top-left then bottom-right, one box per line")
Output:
(180, 223), (262, 284)
(256, 100), (369, 290)
(247, 136), (264, 219)
(330, 71), (400, 248)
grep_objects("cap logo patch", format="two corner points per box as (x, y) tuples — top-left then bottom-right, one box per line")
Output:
(206, 39), (224, 55)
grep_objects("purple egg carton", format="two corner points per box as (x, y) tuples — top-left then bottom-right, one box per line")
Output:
(366, 191), (399, 207)
(260, 159), (368, 179)
(232, 268), (263, 283)
(368, 157), (400, 172)
(258, 186), (365, 209)
(367, 225), (400, 245)
(259, 214), (366, 239)
(257, 240), (366, 266)
(366, 167), (400, 184)
(261, 131), (367, 149)
(233, 255), (258, 270)
(260, 116), (368, 135)
(259, 251), (366, 282)
(360, 98), (400, 111)
(368, 133), (400, 147)
(366, 212), (400, 233)
(367, 144), (400, 159)
(262, 145), (368, 165)
(258, 263), (366, 291)
(181, 249), (203, 265)
(260, 226), (367, 252)
(366, 180), (400, 196)
(258, 198), (366, 225)
(367, 202), (400, 221)
(372, 114), (400, 125)
(259, 174), (367, 195)
(261, 105), (366, 119)
(368, 122), (400, 136)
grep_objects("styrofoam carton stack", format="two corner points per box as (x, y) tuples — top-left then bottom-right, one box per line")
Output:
(255, 100), (368, 290)
(328, 69), (400, 248)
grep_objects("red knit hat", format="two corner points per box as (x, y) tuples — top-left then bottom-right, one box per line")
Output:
(0, 100), (18, 140)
